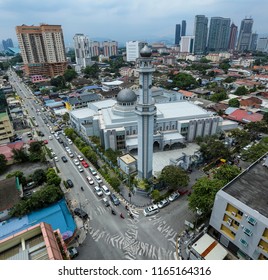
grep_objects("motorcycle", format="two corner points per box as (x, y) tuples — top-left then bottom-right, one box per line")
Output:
(81, 186), (84, 191)
(129, 213), (134, 219)
(120, 213), (125, 219)
(125, 205), (129, 211)
(111, 209), (116, 215)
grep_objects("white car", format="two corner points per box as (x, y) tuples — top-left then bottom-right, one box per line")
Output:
(77, 155), (84, 161)
(48, 136), (53, 140)
(168, 192), (180, 202)
(73, 159), (80, 166)
(143, 205), (159, 217)
(86, 176), (94, 185)
(54, 156), (59, 162)
(95, 175), (102, 184)
(77, 165), (84, 172)
(94, 186), (103, 196)
(157, 199), (170, 209)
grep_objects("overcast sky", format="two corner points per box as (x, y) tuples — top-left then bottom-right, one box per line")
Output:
(0, 0), (267, 46)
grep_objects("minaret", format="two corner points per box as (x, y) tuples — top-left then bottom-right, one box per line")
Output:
(135, 45), (156, 180)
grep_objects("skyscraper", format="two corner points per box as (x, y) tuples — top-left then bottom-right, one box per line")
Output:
(89, 41), (100, 57)
(228, 23), (238, 52)
(256, 37), (268, 53)
(237, 18), (254, 51)
(73, 34), (91, 68)
(2, 38), (14, 51)
(207, 17), (231, 52)
(181, 20), (186, 36)
(102, 41), (118, 57)
(135, 45), (156, 180)
(16, 24), (67, 77)
(193, 15), (208, 55)
(180, 36), (195, 53)
(175, 24), (181, 45)
(249, 33), (258, 51)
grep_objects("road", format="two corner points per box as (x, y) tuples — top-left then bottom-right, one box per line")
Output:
(8, 69), (196, 260)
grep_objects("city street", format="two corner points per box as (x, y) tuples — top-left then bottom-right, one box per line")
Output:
(9, 70), (197, 260)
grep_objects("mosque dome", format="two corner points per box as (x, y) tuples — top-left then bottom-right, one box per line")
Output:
(140, 44), (152, 57)
(116, 88), (137, 103)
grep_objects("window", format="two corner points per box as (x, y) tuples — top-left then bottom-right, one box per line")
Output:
(247, 216), (257, 226)
(238, 210), (243, 216)
(243, 228), (253, 237)
(239, 238), (248, 247)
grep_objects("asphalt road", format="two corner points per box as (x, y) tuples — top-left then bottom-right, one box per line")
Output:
(9, 69), (197, 260)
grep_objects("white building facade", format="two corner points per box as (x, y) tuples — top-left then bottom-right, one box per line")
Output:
(180, 36), (195, 53)
(126, 41), (146, 62)
(73, 34), (91, 69)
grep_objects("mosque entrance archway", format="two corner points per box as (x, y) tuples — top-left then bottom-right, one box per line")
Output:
(153, 141), (160, 152)
(163, 144), (170, 151)
(170, 142), (185, 150)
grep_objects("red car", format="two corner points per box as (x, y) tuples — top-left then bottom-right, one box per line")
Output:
(81, 160), (89, 168)
(43, 140), (48, 144)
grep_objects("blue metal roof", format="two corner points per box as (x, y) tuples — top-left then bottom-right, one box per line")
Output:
(0, 199), (76, 241)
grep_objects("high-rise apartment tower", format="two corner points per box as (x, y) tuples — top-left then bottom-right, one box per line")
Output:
(16, 24), (67, 77)
(228, 23), (238, 52)
(193, 15), (208, 55)
(237, 18), (254, 51)
(73, 34), (91, 69)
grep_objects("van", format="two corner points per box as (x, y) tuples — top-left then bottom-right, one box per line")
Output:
(143, 205), (159, 217)
(101, 185), (110, 196)
(27, 132), (32, 137)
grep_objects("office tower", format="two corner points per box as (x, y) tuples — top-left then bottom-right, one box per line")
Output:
(135, 45), (156, 180)
(2, 38), (14, 51)
(228, 23), (238, 52)
(180, 36), (195, 53)
(16, 24), (67, 77)
(126, 41), (146, 62)
(249, 33), (258, 51)
(89, 41), (100, 57)
(102, 41), (118, 57)
(175, 24), (181, 45)
(256, 37), (268, 53)
(181, 20), (186, 36)
(73, 34), (91, 68)
(237, 18), (254, 51)
(207, 17), (231, 52)
(193, 15), (208, 55)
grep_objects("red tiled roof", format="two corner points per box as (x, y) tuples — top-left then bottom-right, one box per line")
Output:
(0, 142), (24, 161)
(227, 109), (263, 123)
(179, 90), (195, 97)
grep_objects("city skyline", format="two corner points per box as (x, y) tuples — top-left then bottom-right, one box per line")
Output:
(0, 0), (267, 47)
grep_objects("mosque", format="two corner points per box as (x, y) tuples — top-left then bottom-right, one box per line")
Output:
(69, 46), (222, 179)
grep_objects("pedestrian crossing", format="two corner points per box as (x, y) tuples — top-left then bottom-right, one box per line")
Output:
(88, 213), (177, 260)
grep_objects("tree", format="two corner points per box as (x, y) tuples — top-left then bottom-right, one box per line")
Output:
(241, 141), (268, 162)
(188, 177), (224, 216)
(160, 165), (189, 190)
(108, 176), (121, 190)
(228, 98), (240, 107)
(46, 168), (61, 186)
(200, 138), (230, 161)
(229, 128), (251, 148)
(64, 128), (76, 140)
(12, 147), (29, 162)
(219, 60), (231, 73)
(32, 169), (47, 185)
(210, 92), (228, 102)
(263, 112), (268, 124)
(0, 154), (8, 174)
(213, 164), (241, 184)
(171, 73), (198, 90)
(62, 112), (70, 123)
(63, 68), (78, 82)
(234, 86), (248, 96)
(83, 63), (100, 79)
(50, 76), (66, 89)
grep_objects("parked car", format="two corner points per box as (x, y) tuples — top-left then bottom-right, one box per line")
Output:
(89, 167), (97, 176)
(95, 175), (102, 184)
(86, 176), (94, 185)
(73, 159), (80, 166)
(77, 165), (84, 172)
(54, 156), (59, 162)
(110, 193), (120, 205)
(81, 160), (89, 168)
(48, 136), (53, 140)
(94, 186), (103, 196)
(66, 179), (74, 188)
(77, 155), (84, 161)
(74, 208), (88, 219)
(157, 199), (170, 209)
(58, 138), (63, 144)
(61, 156), (68, 162)
(101, 185), (110, 196)
(168, 192), (180, 202)
(68, 247), (79, 259)
(43, 140), (48, 144)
